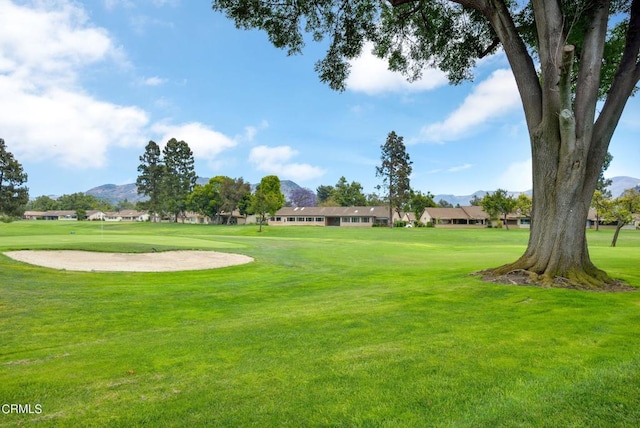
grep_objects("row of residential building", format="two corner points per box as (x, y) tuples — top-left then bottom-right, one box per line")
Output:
(24, 206), (637, 229)
(268, 206), (530, 228)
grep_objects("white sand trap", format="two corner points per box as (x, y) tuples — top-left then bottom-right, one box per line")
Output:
(3, 250), (254, 272)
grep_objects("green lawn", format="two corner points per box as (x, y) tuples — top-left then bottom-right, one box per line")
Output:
(1, 222), (639, 427)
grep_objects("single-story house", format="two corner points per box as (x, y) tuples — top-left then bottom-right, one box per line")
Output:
(269, 206), (390, 227)
(421, 206), (530, 228)
(104, 210), (149, 222)
(23, 211), (46, 220)
(86, 210), (105, 221)
(422, 207), (482, 226)
(42, 210), (78, 221)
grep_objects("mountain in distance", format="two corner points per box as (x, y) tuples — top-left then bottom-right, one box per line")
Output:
(433, 176), (638, 206)
(84, 176), (637, 205)
(607, 176), (640, 197)
(433, 190), (531, 207)
(85, 178), (302, 205)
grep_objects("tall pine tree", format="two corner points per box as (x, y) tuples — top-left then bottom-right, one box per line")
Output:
(376, 131), (412, 227)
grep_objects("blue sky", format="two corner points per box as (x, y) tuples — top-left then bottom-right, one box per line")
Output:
(1, 0), (638, 198)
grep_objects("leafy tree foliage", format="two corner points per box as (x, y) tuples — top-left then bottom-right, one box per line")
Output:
(333, 176), (367, 206)
(56, 193), (113, 212)
(591, 189), (610, 231)
(289, 187), (317, 207)
(316, 185), (335, 204)
(596, 152), (614, 197)
(603, 188), (640, 247)
(251, 175), (285, 232)
(469, 194), (482, 206)
(162, 138), (197, 222)
(0, 138), (29, 217)
(136, 140), (164, 221)
(480, 189), (517, 230)
(186, 176), (252, 224)
(27, 195), (58, 211)
(115, 199), (136, 212)
(220, 176), (251, 223)
(408, 190), (436, 224)
(26, 193), (113, 213)
(515, 193), (533, 218)
(212, 0), (640, 286)
(376, 131), (412, 226)
(187, 179), (222, 222)
(366, 192), (386, 206)
(437, 199), (454, 208)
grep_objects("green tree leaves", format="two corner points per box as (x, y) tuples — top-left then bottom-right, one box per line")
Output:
(0, 138), (29, 218)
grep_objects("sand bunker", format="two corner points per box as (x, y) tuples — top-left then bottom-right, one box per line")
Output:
(3, 250), (254, 272)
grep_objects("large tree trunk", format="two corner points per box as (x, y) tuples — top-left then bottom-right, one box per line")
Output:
(479, 1), (640, 288)
(487, 126), (615, 288)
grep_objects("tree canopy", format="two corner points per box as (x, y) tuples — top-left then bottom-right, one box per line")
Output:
(136, 140), (164, 220)
(251, 175), (285, 232)
(480, 189), (517, 230)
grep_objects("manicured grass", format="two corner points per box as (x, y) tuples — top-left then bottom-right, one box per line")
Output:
(1, 222), (639, 426)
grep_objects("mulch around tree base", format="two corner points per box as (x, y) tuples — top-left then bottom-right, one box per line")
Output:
(474, 269), (638, 293)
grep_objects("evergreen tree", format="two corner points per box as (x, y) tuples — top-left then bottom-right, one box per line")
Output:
(136, 140), (164, 221)
(376, 131), (412, 226)
(162, 138), (197, 222)
(0, 138), (29, 218)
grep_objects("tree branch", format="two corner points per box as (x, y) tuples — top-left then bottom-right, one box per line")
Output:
(531, 0), (565, 120)
(480, 0), (542, 130)
(587, 0), (640, 200)
(559, 44), (575, 112)
(593, 0), (640, 149)
(574, 0), (610, 145)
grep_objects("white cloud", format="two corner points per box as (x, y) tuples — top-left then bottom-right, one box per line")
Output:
(419, 69), (521, 142)
(141, 76), (167, 86)
(152, 122), (237, 160)
(347, 44), (448, 95)
(0, 1), (147, 168)
(239, 120), (269, 143)
(497, 159), (532, 191)
(447, 163), (472, 172)
(248, 145), (326, 181)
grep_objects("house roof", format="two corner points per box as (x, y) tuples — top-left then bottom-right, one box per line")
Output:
(104, 210), (148, 217)
(424, 207), (469, 220)
(42, 210), (77, 217)
(461, 206), (489, 219)
(23, 211), (47, 216)
(275, 206), (390, 218)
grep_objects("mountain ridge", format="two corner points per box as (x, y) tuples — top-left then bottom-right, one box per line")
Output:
(81, 176), (640, 205)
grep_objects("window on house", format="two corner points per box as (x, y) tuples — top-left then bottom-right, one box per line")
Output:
(287, 217), (295, 222)
(361, 217), (370, 223)
(315, 217), (323, 222)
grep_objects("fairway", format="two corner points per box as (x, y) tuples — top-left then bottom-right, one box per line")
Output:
(1, 221), (639, 427)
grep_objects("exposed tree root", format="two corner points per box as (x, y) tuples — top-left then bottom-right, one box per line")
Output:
(474, 267), (637, 293)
